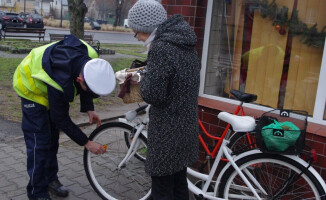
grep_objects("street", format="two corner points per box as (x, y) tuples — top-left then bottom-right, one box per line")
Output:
(45, 27), (143, 44)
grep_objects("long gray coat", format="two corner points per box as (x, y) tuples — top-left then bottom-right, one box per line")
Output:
(140, 14), (200, 176)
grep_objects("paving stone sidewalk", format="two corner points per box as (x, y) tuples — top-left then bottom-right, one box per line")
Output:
(0, 103), (142, 200)
(0, 127), (97, 200)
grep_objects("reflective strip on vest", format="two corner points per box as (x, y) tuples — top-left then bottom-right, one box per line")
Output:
(13, 41), (98, 109)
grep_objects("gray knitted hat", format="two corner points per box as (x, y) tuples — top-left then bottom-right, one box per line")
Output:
(128, 0), (167, 34)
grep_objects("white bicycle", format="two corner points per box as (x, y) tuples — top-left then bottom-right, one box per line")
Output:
(83, 104), (326, 200)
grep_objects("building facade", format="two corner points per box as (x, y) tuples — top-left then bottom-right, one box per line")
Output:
(161, 0), (326, 178)
(50, 0), (68, 19)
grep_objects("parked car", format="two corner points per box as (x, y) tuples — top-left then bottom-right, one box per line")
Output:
(0, 11), (23, 30)
(84, 17), (90, 23)
(19, 13), (44, 28)
(95, 19), (107, 24)
(90, 21), (101, 30)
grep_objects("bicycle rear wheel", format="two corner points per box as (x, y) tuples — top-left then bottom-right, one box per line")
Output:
(83, 122), (150, 200)
(218, 153), (326, 199)
(228, 132), (256, 154)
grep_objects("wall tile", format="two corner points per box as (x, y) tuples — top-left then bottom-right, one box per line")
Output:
(196, 0), (207, 7)
(309, 151), (326, 169)
(195, 17), (206, 28)
(203, 112), (213, 124)
(167, 5), (182, 15)
(182, 6), (196, 16)
(194, 27), (205, 38)
(320, 168), (326, 180)
(311, 141), (325, 156)
(306, 132), (313, 140)
(191, 0), (197, 6)
(176, 0), (191, 5)
(165, 0), (176, 5)
(188, 16), (195, 27)
(312, 134), (326, 143)
(196, 7), (207, 17)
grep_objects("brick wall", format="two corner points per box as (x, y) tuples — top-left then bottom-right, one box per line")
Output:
(198, 105), (326, 180)
(161, 0), (207, 57)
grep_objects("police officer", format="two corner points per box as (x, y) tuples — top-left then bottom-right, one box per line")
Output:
(13, 35), (116, 200)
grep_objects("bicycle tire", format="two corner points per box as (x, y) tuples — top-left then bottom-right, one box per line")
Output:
(228, 132), (256, 154)
(218, 153), (326, 199)
(83, 122), (151, 200)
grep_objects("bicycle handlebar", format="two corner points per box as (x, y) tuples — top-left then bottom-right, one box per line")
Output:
(125, 105), (149, 121)
(135, 105), (148, 113)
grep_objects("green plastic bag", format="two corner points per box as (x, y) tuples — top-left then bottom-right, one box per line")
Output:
(261, 120), (301, 152)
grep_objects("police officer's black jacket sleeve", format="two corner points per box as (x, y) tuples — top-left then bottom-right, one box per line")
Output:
(47, 85), (89, 146)
(77, 83), (95, 112)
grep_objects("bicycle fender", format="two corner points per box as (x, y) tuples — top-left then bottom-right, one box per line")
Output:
(284, 153), (326, 191)
(215, 149), (326, 196)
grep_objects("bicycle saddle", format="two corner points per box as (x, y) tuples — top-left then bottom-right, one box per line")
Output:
(218, 112), (256, 132)
(230, 90), (257, 103)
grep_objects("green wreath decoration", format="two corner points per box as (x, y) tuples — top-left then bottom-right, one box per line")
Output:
(252, 0), (326, 48)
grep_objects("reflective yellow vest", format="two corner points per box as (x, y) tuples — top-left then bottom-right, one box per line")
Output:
(13, 40), (98, 109)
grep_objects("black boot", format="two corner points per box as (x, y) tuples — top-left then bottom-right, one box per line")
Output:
(48, 179), (69, 197)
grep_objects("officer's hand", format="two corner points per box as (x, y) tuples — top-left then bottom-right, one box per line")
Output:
(85, 141), (106, 154)
(87, 110), (101, 127)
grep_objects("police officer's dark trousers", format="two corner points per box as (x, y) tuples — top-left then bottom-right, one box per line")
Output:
(21, 98), (59, 198)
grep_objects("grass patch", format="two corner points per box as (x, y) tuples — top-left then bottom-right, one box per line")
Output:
(0, 57), (24, 122)
(108, 57), (146, 72)
(0, 44), (147, 122)
(44, 18), (132, 32)
(101, 43), (147, 58)
(0, 39), (49, 50)
(0, 57), (23, 87)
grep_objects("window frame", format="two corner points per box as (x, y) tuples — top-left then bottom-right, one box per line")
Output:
(199, 0), (326, 125)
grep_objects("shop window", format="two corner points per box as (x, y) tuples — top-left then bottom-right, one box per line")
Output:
(324, 103), (326, 120)
(203, 0), (326, 116)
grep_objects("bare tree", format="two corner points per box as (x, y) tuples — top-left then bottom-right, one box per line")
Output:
(67, 0), (87, 39)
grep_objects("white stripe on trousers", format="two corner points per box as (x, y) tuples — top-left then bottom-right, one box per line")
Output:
(31, 133), (37, 195)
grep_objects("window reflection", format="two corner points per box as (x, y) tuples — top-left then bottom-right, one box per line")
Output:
(324, 103), (326, 120)
(204, 0), (326, 115)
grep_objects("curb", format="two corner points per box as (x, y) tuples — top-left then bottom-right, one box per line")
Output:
(12, 115), (125, 142)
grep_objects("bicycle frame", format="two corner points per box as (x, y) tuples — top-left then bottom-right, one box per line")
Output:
(118, 105), (150, 170)
(188, 134), (263, 200)
(117, 106), (264, 200)
(199, 102), (255, 159)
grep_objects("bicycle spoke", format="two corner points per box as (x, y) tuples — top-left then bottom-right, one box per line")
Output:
(219, 153), (325, 200)
(84, 122), (150, 200)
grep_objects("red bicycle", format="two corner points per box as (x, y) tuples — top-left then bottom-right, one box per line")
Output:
(197, 89), (257, 171)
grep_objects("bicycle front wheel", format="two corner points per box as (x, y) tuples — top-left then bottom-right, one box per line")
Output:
(218, 153), (326, 199)
(83, 122), (150, 200)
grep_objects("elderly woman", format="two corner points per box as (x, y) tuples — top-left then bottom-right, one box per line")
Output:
(128, 0), (201, 199)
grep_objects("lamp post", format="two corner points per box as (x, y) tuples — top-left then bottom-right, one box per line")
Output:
(60, 0), (63, 28)
(41, 0), (43, 16)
